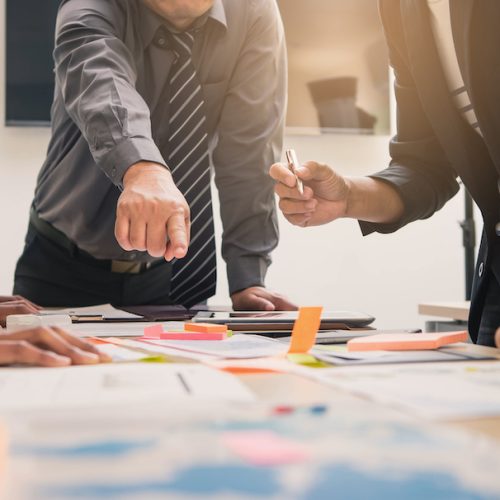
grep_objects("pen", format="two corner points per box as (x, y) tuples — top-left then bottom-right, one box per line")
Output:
(285, 149), (304, 195)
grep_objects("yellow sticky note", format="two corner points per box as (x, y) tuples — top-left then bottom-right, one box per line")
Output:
(288, 307), (323, 354)
(287, 353), (329, 368)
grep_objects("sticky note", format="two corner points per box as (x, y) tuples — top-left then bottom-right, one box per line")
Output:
(220, 366), (279, 375)
(159, 332), (226, 341)
(184, 322), (228, 333)
(287, 353), (329, 368)
(288, 306), (323, 354)
(347, 331), (468, 351)
(222, 431), (309, 466)
(143, 324), (163, 339)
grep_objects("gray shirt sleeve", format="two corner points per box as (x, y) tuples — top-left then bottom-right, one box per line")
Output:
(212, 0), (286, 294)
(54, 0), (167, 187)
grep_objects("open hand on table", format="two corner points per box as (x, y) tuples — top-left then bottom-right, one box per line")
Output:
(231, 286), (297, 311)
(0, 327), (111, 367)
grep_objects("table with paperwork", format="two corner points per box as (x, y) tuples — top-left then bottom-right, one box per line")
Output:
(1, 323), (500, 500)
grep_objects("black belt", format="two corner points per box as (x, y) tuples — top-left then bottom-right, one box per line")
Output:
(29, 207), (163, 274)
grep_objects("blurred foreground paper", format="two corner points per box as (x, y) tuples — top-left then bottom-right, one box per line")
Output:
(0, 364), (255, 412)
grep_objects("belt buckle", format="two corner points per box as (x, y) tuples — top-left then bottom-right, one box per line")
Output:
(111, 260), (143, 274)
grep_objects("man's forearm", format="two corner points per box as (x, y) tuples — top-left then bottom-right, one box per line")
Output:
(345, 177), (405, 224)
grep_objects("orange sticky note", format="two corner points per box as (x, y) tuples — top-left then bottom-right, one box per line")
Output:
(347, 331), (468, 351)
(184, 322), (228, 333)
(288, 307), (323, 354)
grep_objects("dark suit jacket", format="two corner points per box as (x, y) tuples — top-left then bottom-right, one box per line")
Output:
(362, 0), (500, 342)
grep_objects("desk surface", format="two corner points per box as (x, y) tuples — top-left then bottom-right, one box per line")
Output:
(418, 301), (470, 322)
(4, 342), (500, 499)
(242, 371), (500, 442)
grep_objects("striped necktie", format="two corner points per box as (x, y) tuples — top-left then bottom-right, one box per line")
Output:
(166, 30), (217, 307)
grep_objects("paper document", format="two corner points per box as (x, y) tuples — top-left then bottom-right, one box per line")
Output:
(94, 343), (164, 362)
(313, 361), (500, 420)
(139, 334), (288, 359)
(68, 321), (186, 338)
(41, 304), (143, 321)
(311, 345), (489, 365)
(0, 364), (255, 412)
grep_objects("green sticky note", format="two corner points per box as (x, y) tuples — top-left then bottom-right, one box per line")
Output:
(315, 345), (348, 353)
(287, 353), (329, 368)
(140, 356), (169, 363)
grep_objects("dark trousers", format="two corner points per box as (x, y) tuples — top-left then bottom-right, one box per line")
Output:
(476, 272), (500, 347)
(13, 224), (174, 308)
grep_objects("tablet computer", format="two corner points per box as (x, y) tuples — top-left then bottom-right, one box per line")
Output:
(192, 310), (375, 330)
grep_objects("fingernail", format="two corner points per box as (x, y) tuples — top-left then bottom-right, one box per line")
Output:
(49, 354), (71, 365)
(78, 351), (100, 363)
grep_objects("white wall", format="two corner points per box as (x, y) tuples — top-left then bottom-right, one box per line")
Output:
(0, 0), (474, 331)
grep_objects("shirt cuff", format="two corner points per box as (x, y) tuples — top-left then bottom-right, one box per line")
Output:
(358, 168), (441, 236)
(226, 254), (270, 296)
(100, 137), (168, 188)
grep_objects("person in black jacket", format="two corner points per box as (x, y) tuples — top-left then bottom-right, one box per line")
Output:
(271, 0), (500, 347)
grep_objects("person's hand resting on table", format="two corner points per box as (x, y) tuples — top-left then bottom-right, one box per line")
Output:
(0, 295), (41, 327)
(0, 326), (111, 367)
(231, 286), (297, 311)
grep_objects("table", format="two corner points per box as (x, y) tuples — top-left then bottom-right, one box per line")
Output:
(3, 342), (500, 499)
(418, 301), (470, 332)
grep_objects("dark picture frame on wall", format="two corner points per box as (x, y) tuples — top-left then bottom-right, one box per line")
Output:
(5, 0), (60, 126)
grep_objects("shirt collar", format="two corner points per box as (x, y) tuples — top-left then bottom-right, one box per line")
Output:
(140, 0), (227, 49)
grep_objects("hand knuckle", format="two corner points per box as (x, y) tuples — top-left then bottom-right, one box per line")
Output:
(15, 341), (31, 355)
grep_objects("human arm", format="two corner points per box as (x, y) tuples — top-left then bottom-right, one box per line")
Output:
(0, 296), (40, 327)
(269, 161), (405, 227)
(0, 327), (111, 367)
(55, 1), (188, 258)
(212, 0), (292, 309)
(272, 3), (460, 233)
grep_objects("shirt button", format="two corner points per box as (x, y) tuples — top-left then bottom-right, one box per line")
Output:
(496, 222), (500, 236)
(130, 253), (137, 259)
(478, 261), (484, 277)
(156, 37), (167, 47)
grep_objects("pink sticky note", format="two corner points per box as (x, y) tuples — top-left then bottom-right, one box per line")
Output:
(222, 431), (309, 466)
(143, 324), (163, 339)
(159, 332), (226, 341)
(347, 331), (468, 351)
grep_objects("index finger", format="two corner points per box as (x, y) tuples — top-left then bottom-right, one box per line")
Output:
(165, 210), (189, 261)
(269, 163), (297, 188)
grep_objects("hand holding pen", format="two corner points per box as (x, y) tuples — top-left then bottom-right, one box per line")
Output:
(269, 152), (351, 227)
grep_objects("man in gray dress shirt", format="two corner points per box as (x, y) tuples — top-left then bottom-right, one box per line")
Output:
(14, 0), (295, 311)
